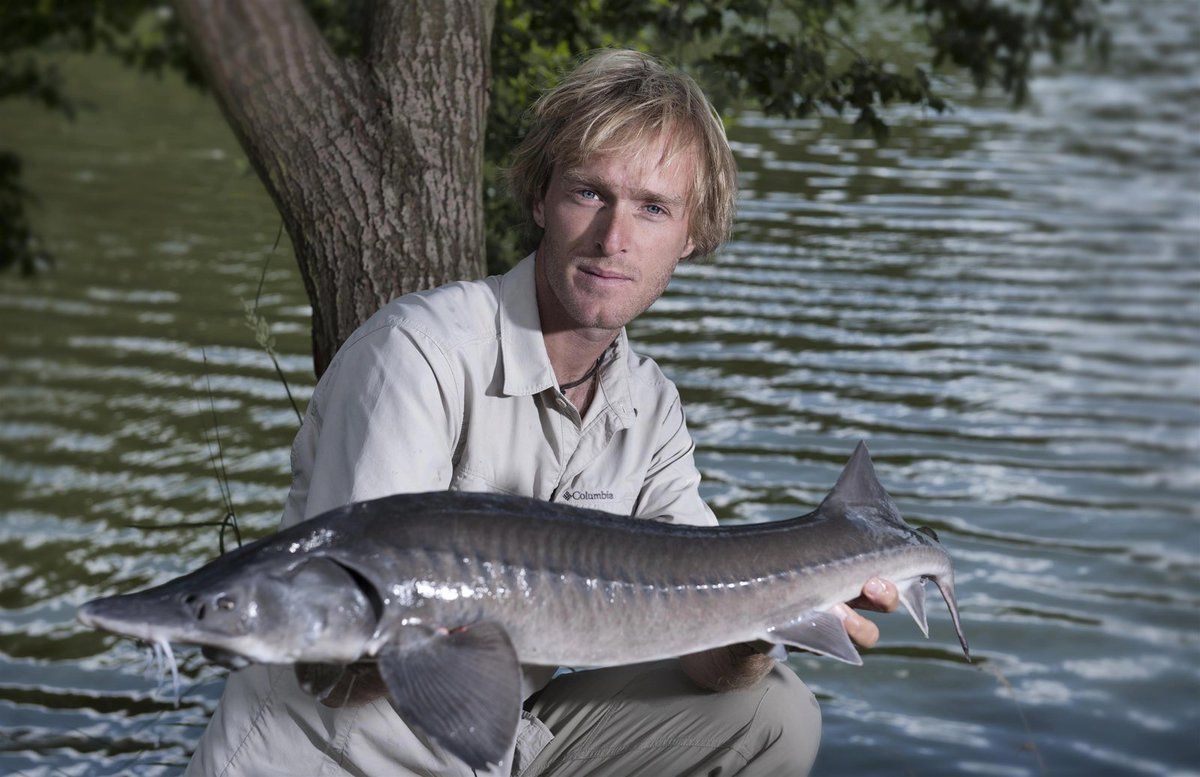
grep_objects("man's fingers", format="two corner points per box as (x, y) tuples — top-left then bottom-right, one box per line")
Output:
(834, 603), (880, 649)
(831, 577), (898, 650)
(844, 576), (899, 613)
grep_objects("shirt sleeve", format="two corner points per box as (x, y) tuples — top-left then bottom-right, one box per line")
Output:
(279, 321), (461, 528)
(633, 388), (718, 527)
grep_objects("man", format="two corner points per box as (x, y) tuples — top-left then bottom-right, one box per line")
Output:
(188, 49), (897, 776)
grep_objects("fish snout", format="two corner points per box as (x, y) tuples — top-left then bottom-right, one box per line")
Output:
(77, 594), (142, 632)
(76, 599), (103, 629)
(77, 585), (226, 644)
(77, 592), (169, 641)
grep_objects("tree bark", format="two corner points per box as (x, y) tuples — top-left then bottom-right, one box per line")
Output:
(173, 0), (494, 377)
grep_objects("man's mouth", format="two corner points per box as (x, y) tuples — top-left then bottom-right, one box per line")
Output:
(578, 265), (633, 283)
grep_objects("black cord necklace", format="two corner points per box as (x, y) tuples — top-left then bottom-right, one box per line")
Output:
(559, 351), (605, 391)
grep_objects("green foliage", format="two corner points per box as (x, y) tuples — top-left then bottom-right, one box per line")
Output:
(0, 1), (200, 273)
(0, 2), (202, 106)
(480, 0), (1106, 272)
(0, 0), (1108, 275)
(0, 151), (49, 275)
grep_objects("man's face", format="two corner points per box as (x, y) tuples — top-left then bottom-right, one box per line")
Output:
(533, 136), (697, 333)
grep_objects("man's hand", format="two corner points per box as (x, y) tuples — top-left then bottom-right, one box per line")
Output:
(681, 577), (901, 692)
(835, 576), (899, 648)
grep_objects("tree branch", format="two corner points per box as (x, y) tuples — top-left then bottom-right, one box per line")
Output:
(174, 0), (496, 376)
(171, 0), (371, 217)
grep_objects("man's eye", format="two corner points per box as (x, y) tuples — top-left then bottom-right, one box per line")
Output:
(645, 204), (666, 216)
(577, 189), (599, 200)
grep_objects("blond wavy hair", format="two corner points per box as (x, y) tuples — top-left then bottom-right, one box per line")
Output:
(507, 49), (736, 259)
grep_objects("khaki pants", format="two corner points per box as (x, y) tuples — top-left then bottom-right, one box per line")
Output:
(516, 660), (821, 777)
(188, 660), (820, 776)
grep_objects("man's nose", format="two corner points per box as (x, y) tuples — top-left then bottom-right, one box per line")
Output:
(593, 206), (631, 256)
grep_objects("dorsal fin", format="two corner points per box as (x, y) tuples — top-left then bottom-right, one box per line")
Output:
(830, 441), (888, 504)
(819, 441), (904, 524)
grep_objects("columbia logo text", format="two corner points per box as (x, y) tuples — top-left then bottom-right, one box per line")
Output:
(562, 490), (614, 502)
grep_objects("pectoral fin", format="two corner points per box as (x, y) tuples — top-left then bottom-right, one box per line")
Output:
(377, 621), (521, 770)
(767, 610), (863, 665)
(899, 578), (930, 637)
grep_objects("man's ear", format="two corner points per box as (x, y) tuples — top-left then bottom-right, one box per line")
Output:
(533, 199), (545, 230)
(680, 236), (695, 260)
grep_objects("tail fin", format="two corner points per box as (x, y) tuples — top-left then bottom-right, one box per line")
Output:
(931, 575), (971, 661)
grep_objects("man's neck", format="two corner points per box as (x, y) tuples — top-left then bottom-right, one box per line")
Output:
(532, 254), (619, 388)
(542, 326), (615, 388)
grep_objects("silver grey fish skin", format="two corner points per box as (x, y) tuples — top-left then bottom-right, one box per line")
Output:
(77, 441), (969, 768)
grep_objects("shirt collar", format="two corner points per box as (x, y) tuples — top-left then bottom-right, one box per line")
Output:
(595, 328), (635, 426)
(498, 255), (635, 425)
(498, 255), (557, 396)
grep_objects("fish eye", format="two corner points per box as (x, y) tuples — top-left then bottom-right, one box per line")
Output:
(916, 526), (940, 542)
(216, 595), (237, 611)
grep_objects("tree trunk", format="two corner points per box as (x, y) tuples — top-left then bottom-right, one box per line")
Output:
(173, 0), (495, 377)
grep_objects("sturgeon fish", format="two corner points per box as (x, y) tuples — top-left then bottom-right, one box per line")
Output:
(77, 442), (968, 769)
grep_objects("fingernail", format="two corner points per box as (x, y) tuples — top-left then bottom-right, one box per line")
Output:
(833, 603), (853, 621)
(865, 577), (886, 597)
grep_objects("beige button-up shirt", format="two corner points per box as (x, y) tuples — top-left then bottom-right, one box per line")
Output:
(187, 256), (715, 776)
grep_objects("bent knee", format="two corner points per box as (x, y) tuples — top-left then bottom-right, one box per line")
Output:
(743, 664), (821, 772)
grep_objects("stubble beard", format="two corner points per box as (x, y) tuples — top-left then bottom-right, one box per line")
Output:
(549, 259), (677, 333)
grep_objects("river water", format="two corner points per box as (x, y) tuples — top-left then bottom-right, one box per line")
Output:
(1, 2), (1197, 775)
